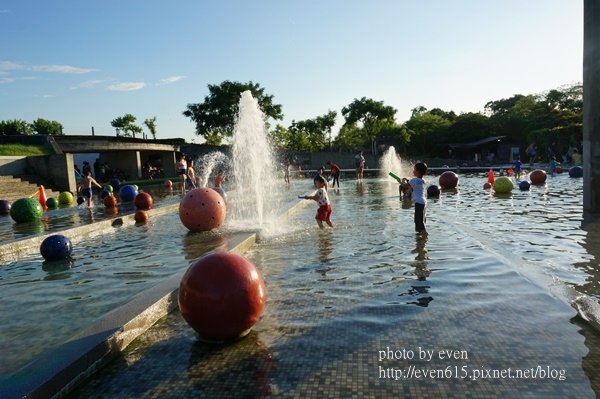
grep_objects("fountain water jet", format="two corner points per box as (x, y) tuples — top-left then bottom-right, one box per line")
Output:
(228, 91), (280, 229)
(379, 146), (404, 180)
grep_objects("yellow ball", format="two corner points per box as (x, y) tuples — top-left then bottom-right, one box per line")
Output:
(58, 191), (74, 205)
(493, 176), (513, 194)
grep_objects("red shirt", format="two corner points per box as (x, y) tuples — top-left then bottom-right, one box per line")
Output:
(329, 163), (341, 174)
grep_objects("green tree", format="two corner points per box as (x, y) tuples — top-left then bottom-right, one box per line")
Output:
(31, 118), (63, 135)
(143, 117), (157, 140)
(110, 114), (142, 138)
(403, 111), (451, 156)
(333, 123), (365, 152)
(183, 80), (283, 144)
(342, 97), (397, 154)
(289, 110), (337, 152)
(445, 112), (492, 144)
(0, 119), (34, 135)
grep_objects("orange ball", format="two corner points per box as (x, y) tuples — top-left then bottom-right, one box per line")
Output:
(134, 210), (148, 223)
(179, 188), (226, 232)
(134, 192), (153, 210)
(103, 195), (117, 208)
(529, 169), (547, 185)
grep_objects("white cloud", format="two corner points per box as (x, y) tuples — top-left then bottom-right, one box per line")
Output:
(70, 79), (107, 90)
(31, 64), (97, 74)
(107, 82), (147, 91)
(0, 76), (38, 84)
(157, 75), (186, 85)
(0, 61), (96, 74)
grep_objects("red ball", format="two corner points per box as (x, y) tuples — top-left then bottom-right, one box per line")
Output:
(178, 252), (266, 341)
(439, 171), (459, 189)
(555, 165), (563, 174)
(164, 180), (173, 189)
(179, 188), (226, 232)
(134, 210), (148, 223)
(134, 192), (153, 210)
(104, 195), (117, 208)
(529, 169), (547, 185)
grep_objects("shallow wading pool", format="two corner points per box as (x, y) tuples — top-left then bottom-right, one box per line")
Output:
(66, 174), (600, 398)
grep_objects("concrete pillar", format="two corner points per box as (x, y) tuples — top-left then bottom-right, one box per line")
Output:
(584, 0), (600, 213)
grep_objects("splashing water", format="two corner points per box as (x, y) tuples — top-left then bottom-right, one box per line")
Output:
(379, 146), (404, 180)
(195, 151), (229, 188)
(228, 91), (279, 228)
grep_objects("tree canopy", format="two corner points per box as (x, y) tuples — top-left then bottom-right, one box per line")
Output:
(183, 80), (283, 145)
(110, 114), (143, 138)
(31, 118), (63, 135)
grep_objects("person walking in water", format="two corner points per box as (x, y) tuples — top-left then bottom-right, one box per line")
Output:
(176, 155), (187, 194)
(78, 170), (102, 207)
(327, 160), (341, 188)
(403, 162), (428, 238)
(300, 175), (333, 228)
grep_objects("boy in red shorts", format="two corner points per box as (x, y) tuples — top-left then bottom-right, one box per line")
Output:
(300, 175), (333, 228)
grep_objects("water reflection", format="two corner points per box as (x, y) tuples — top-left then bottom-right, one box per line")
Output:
(187, 331), (275, 397)
(182, 231), (227, 261)
(317, 229), (334, 264)
(576, 214), (600, 300)
(42, 258), (75, 280)
(406, 236), (433, 307)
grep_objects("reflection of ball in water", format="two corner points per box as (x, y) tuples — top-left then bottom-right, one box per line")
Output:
(134, 210), (148, 223)
(438, 171), (459, 189)
(134, 192), (153, 210)
(0, 199), (11, 215)
(179, 188), (226, 232)
(10, 198), (43, 223)
(493, 176), (513, 194)
(529, 169), (547, 185)
(426, 185), (440, 197)
(178, 252), (266, 341)
(40, 234), (72, 261)
(519, 180), (531, 191)
(569, 166), (583, 178)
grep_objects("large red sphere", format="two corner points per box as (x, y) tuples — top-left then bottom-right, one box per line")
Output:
(529, 169), (547, 185)
(178, 252), (266, 341)
(134, 192), (153, 210)
(439, 171), (459, 189)
(179, 188), (226, 232)
(104, 195), (117, 208)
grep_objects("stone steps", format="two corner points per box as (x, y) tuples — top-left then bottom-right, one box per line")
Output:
(0, 175), (62, 202)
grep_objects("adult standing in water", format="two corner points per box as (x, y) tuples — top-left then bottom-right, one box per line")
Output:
(176, 155), (187, 194)
(327, 160), (341, 188)
(355, 151), (365, 180)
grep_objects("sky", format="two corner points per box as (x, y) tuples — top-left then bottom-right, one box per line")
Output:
(0, 1), (583, 143)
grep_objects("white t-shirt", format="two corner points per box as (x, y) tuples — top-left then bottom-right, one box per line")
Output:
(315, 187), (330, 206)
(409, 177), (426, 205)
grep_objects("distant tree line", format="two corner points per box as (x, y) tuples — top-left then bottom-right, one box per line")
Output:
(183, 80), (582, 160)
(0, 80), (582, 161)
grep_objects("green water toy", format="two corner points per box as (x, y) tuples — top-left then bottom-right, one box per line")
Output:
(388, 171), (402, 183)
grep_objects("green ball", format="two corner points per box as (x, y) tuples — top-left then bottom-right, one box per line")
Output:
(103, 185), (113, 193)
(493, 176), (514, 194)
(10, 197), (43, 223)
(58, 191), (74, 205)
(46, 197), (59, 209)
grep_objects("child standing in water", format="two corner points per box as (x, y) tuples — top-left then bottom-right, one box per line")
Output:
(213, 169), (226, 199)
(301, 175), (333, 228)
(404, 162), (428, 237)
(78, 170), (102, 207)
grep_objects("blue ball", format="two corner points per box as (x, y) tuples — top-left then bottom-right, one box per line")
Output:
(109, 178), (121, 190)
(77, 196), (84, 205)
(40, 234), (73, 261)
(518, 180), (531, 191)
(119, 184), (139, 202)
(426, 184), (440, 198)
(569, 166), (583, 178)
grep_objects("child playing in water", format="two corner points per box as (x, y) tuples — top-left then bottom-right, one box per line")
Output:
(300, 175), (333, 228)
(78, 170), (103, 207)
(186, 160), (197, 191)
(403, 162), (428, 238)
(213, 169), (226, 199)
